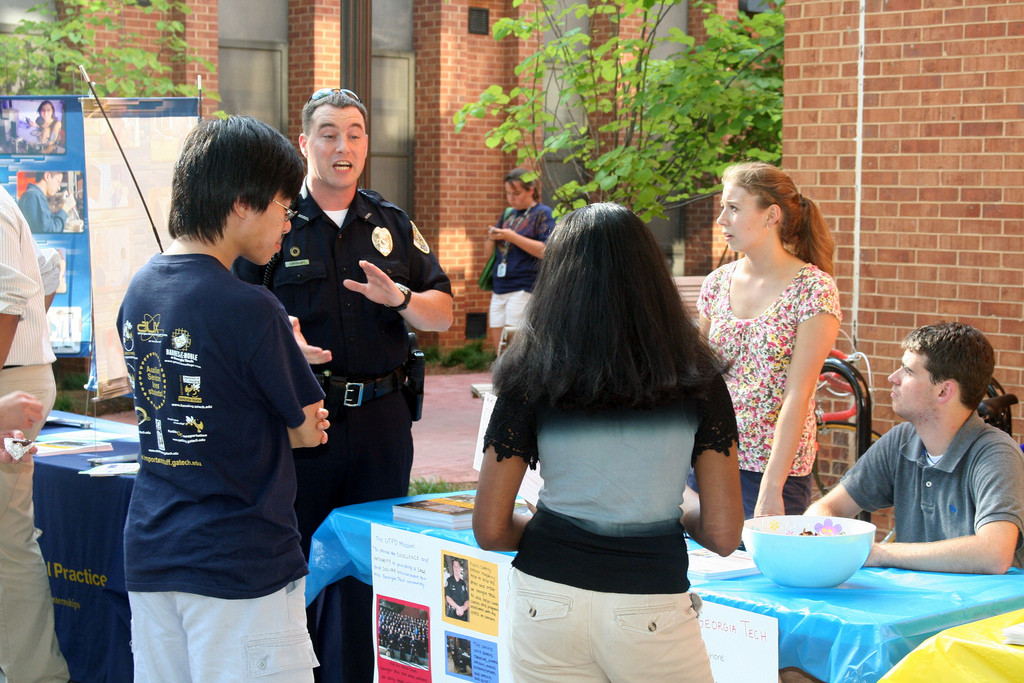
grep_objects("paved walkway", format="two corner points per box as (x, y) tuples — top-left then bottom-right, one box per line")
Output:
(410, 370), (491, 486)
(103, 370), (490, 487)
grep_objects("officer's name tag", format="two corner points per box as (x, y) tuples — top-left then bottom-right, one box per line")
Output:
(285, 259), (310, 268)
(496, 262), (507, 278)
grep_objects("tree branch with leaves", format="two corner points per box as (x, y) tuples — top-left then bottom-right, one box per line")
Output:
(455, 0), (784, 221)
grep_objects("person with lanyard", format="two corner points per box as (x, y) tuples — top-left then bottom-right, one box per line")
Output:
(485, 168), (554, 353)
(233, 87), (453, 683)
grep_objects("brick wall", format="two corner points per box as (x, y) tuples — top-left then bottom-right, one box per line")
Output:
(787, 0), (1024, 530)
(287, 0), (342, 142)
(413, 1), (526, 349)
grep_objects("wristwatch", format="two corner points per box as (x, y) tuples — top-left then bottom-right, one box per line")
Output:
(387, 283), (412, 312)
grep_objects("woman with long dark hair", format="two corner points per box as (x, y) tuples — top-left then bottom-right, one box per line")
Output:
(473, 202), (742, 682)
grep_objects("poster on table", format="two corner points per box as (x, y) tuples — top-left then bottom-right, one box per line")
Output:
(371, 524), (512, 682)
(81, 97), (197, 399)
(0, 95), (90, 355)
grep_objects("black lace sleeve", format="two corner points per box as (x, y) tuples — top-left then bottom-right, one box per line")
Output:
(691, 374), (738, 465)
(482, 393), (539, 469)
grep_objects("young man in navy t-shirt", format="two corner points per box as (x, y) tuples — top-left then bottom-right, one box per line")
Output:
(118, 116), (330, 682)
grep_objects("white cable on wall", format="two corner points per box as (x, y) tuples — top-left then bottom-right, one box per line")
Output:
(852, 0), (866, 347)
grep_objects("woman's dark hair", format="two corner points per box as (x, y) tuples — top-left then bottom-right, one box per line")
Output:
(37, 100), (57, 117)
(493, 202), (727, 410)
(504, 168), (541, 203)
(722, 162), (835, 275)
(168, 116), (305, 243)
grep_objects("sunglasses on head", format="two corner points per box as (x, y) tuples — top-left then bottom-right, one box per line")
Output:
(307, 88), (361, 104)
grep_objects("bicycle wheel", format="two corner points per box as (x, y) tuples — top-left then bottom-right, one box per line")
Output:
(812, 421), (881, 498)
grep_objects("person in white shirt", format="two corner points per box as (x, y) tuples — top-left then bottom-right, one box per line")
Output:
(0, 185), (70, 682)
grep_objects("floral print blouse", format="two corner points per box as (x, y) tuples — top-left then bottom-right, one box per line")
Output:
(697, 261), (841, 476)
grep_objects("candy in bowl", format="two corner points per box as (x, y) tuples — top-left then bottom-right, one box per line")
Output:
(741, 515), (876, 588)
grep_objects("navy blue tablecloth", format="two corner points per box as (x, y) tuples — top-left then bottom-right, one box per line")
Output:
(32, 411), (139, 683)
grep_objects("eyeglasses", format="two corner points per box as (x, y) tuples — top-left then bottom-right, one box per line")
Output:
(273, 199), (299, 222)
(307, 88), (361, 104)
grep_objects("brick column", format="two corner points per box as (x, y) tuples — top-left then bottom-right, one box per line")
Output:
(287, 0), (342, 142)
(414, 1), (519, 349)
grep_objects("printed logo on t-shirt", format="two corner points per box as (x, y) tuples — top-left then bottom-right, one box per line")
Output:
(177, 374), (203, 404)
(138, 352), (166, 410)
(165, 327), (199, 368)
(122, 319), (134, 352)
(136, 313), (165, 343)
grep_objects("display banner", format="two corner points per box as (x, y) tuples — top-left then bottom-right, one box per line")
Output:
(82, 97), (197, 398)
(1, 95), (90, 355)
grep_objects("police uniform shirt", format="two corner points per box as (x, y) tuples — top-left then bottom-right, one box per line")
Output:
(235, 184), (451, 379)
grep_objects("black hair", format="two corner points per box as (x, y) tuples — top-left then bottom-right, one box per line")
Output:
(493, 202), (728, 410)
(168, 116), (305, 243)
(902, 322), (994, 409)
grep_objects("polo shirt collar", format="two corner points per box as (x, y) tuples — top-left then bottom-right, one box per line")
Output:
(900, 412), (988, 472)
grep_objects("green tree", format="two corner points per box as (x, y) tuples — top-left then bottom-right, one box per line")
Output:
(0, 0), (217, 100)
(454, 0), (784, 221)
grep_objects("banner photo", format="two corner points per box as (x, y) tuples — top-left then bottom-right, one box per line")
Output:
(1, 95), (90, 355)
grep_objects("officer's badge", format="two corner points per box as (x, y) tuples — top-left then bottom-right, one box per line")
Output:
(411, 223), (431, 254)
(372, 227), (394, 256)
(290, 246), (300, 258)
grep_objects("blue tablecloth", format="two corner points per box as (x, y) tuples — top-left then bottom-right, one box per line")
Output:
(308, 492), (1024, 683)
(33, 411), (140, 683)
(307, 491), (484, 601)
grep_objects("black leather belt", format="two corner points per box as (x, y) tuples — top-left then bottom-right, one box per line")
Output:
(319, 367), (405, 411)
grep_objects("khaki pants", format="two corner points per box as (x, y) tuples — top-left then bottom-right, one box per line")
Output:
(0, 364), (69, 683)
(506, 568), (714, 683)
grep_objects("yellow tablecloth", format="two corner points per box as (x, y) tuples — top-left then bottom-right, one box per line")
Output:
(882, 607), (1024, 681)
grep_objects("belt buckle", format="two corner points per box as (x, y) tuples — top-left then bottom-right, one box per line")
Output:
(343, 382), (365, 407)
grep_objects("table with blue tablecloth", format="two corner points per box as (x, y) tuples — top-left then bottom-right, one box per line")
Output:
(308, 492), (1024, 683)
(32, 411), (140, 683)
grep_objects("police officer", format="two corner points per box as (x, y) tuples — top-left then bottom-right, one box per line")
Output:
(234, 87), (453, 682)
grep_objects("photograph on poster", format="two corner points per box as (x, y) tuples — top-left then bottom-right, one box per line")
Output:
(15, 169), (84, 233)
(376, 596), (431, 682)
(0, 98), (67, 155)
(446, 635), (472, 677)
(443, 555), (471, 621)
(444, 631), (499, 682)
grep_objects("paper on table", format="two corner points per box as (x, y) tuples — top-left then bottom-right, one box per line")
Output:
(41, 429), (134, 442)
(1002, 622), (1024, 645)
(472, 391), (543, 506)
(79, 462), (139, 476)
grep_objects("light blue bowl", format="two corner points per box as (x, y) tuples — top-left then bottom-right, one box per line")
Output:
(742, 515), (876, 588)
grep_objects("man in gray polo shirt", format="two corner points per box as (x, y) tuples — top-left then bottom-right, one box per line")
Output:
(807, 322), (1024, 574)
